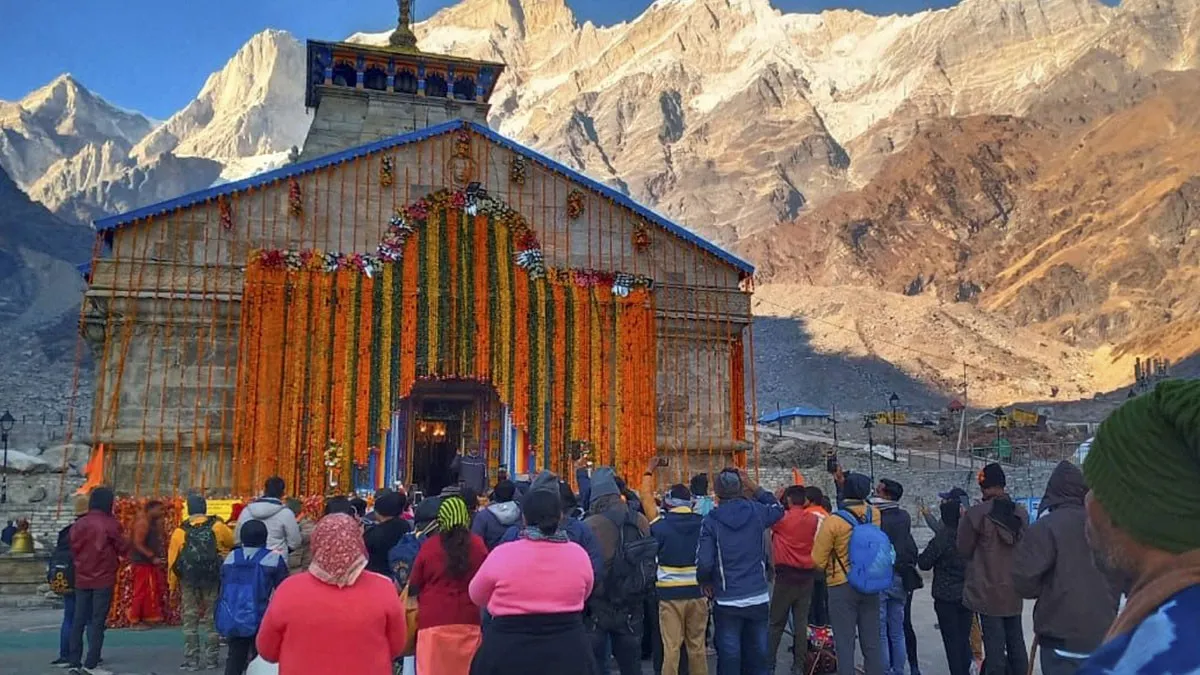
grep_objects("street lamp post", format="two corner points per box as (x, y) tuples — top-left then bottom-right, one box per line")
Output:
(993, 406), (1006, 460)
(864, 417), (876, 483)
(889, 393), (900, 461)
(828, 405), (839, 473)
(0, 410), (14, 504)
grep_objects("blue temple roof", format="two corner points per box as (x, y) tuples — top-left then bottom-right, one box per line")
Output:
(92, 119), (754, 276)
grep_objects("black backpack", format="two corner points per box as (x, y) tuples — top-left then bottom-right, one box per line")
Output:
(602, 510), (657, 605)
(174, 517), (222, 587)
(47, 530), (74, 595)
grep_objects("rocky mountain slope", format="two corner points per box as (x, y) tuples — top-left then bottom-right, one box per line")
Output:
(746, 68), (1200, 402)
(0, 165), (92, 415)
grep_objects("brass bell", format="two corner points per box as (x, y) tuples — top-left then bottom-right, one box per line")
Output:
(10, 530), (34, 554)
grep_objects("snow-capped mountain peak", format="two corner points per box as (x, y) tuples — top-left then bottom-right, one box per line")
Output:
(0, 74), (154, 189)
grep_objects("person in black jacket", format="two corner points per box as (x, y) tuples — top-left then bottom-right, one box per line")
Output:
(919, 500), (971, 675)
(362, 491), (410, 576)
(875, 478), (920, 675)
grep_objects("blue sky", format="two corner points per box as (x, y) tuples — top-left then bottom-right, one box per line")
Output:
(4, 0), (964, 119)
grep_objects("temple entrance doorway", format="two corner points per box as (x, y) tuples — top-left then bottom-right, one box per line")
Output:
(403, 380), (502, 497)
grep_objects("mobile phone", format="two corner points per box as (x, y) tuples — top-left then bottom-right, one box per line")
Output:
(656, 456), (670, 467)
(826, 455), (839, 473)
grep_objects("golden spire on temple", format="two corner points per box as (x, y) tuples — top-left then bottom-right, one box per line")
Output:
(389, 0), (419, 52)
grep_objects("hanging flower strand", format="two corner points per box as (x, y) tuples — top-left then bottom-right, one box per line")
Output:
(566, 189), (586, 220)
(509, 155), (527, 185)
(379, 156), (395, 188)
(218, 195), (233, 230)
(251, 188), (651, 294)
(288, 178), (303, 217)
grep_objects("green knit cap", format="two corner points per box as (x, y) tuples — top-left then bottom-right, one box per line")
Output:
(1083, 379), (1200, 553)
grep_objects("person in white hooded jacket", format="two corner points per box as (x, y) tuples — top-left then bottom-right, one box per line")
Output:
(235, 476), (302, 554)
(473, 479), (522, 550)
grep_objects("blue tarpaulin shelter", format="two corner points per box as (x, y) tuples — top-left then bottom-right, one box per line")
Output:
(758, 406), (831, 425)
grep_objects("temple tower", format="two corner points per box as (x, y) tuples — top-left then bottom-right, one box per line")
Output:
(299, 0), (505, 160)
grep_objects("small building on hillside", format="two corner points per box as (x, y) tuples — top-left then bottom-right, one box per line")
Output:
(77, 5), (756, 497)
(758, 406), (831, 430)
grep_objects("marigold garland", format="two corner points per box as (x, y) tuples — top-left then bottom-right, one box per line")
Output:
(379, 156), (395, 187)
(509, 155), (527, 185)
(218, 195), (233, 230)
(232, 191), (659, 494)
(567, 189), (586, 220)
(632, 220), (651, 249)
(288, 177), (303, 217)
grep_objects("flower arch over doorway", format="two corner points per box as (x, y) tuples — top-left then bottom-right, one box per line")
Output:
(232, 189), (658, 496)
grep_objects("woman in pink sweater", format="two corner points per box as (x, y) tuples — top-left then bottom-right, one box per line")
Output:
(468, 486), (595, 675)
(256, 514), (407, 674)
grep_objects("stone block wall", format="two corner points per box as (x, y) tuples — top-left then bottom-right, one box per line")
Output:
(755, 460), (1059, 531)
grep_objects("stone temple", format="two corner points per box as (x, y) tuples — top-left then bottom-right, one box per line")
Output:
(78, 4), (758, 497)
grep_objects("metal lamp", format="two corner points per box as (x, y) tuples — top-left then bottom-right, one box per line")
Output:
(0, 410), (14, 504)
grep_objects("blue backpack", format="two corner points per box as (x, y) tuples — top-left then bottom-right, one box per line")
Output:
(387, 522), (435, 590)
(216, 548), (270, 638)
(833, 508), (896, 594)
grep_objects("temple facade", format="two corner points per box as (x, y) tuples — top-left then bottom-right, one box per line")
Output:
(79, 10), (756, 497)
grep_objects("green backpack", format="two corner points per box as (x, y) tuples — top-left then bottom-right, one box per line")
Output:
(174, 517), (222, 587)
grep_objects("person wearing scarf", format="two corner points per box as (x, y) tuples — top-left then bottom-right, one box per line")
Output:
(256, 514), (407, 675)
(469, 487), (597, 675)
(1077, 379), (1200, 675)
(409, 496), (488, 675)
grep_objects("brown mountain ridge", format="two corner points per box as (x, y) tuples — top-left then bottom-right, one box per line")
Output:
(743, 68), (1200, 389)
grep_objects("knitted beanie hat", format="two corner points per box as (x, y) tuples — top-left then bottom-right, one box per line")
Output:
(437, 496), (471, 531)
(1084, 379), (1200, 553)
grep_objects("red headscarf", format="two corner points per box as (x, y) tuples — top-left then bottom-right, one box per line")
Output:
(308, 514), (368, 588)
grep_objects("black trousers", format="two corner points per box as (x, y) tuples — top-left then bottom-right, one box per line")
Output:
(980, 614), (1029, 675)
(68, 586), (114, 669)
(933, 600), (973, 675)
(904, 592), (919, 673)
(809, 576), (830, 626)
(590, 628), (643, 675)
(225, 636), (257, 675)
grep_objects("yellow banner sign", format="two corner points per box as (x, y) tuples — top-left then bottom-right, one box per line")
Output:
(183, 499), (239, 524)
(1011, 408), (1039, 427)
(873, 411), (907, 425)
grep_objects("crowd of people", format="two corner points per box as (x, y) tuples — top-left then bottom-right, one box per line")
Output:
(42, 379), (1200, 675)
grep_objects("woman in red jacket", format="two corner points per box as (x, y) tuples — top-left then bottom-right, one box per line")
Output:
(256, 514), (407, 674)
(410, 495), (488, 675)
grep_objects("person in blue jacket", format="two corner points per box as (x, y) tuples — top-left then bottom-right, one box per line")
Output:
(697, 467), (785, 675)
(499, 471), (603, 581)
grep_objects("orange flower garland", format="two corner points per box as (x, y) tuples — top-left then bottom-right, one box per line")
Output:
(231, 189), (661, 494)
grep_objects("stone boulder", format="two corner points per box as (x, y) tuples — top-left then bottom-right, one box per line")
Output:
(0, 450), (52, 474)
(37, 443), (91, 474)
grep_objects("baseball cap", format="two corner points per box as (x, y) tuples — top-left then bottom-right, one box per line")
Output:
(938, 487), (968, 501)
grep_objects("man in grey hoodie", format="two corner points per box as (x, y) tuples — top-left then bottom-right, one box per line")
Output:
(472, 479), (521, 550)
(1013, 461), (1120, 675)
(234, 476), (302, 554)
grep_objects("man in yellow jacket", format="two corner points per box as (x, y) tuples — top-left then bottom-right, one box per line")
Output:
(168, 495), (234, 670)
(812, 470), (884, 675)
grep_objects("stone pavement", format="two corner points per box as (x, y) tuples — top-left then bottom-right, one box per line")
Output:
(1, 594), (1039, 675)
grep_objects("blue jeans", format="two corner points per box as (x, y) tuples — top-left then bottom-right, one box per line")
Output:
(59, 593), (75, 659)
(713, 602), (770, 675)
(880, 586), (908, 675)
